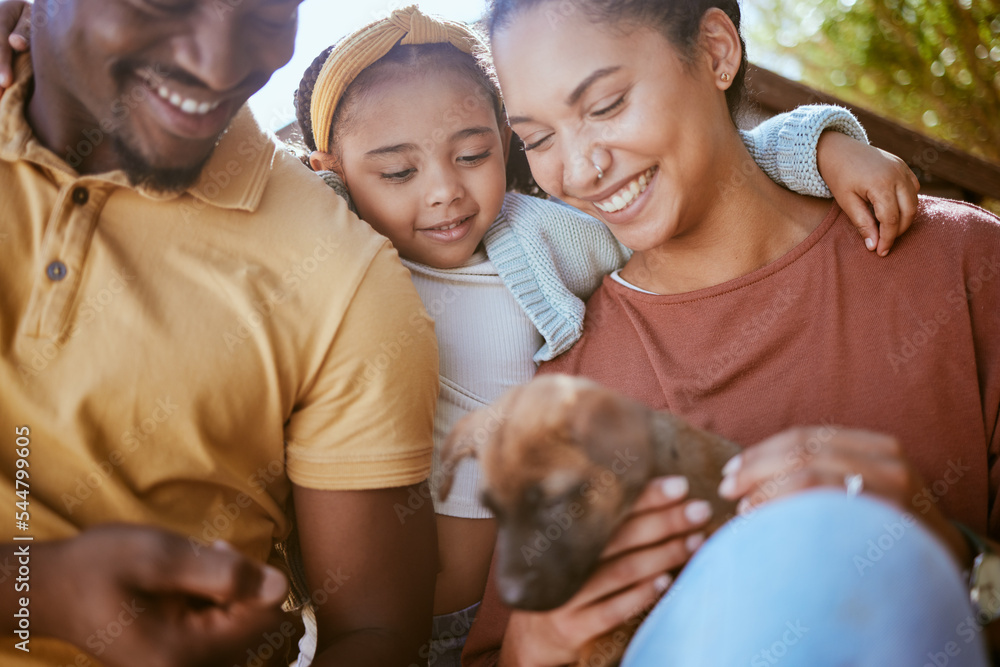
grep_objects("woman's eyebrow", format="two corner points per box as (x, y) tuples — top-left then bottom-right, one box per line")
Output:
(566, 66), (622, 105)
(507, 66), (623, 126)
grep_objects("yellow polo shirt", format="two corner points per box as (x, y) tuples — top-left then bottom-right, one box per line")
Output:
(0, 57), (437, 666)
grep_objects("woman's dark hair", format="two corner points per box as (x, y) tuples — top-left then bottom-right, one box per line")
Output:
(293, 41), (542, 196)
(483, 0), (748, 122)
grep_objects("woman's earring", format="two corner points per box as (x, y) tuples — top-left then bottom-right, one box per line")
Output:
(721, 72), (732, 82)
(593, 161), (604, 180)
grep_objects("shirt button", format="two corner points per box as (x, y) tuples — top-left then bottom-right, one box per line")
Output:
(46, 261), (68, 282)
(72, 187), (89, 206)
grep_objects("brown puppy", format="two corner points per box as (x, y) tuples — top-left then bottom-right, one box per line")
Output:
(439, 374), (741, 664)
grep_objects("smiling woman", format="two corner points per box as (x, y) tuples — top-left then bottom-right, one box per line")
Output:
(459, 0), (1000, 665)
(27, 0), (300, 191)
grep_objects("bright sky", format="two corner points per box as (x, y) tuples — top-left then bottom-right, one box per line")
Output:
(248, 1), (489, 134)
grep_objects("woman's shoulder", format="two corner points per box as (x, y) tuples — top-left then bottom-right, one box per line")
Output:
(911, 196), (1000, 241)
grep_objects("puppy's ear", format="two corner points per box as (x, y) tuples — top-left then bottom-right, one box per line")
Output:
(438, 397), (510, 501)
(438, 411), (484, 502)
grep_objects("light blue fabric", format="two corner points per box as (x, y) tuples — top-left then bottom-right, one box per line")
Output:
(622, 491), (989, 667)
(315, 104), (868, 362)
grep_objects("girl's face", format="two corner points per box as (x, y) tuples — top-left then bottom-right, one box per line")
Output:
(491, 6), (736, 252)
(331, 68), (507, 269)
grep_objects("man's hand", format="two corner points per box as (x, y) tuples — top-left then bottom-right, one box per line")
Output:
(22, 524), (290, 667)
(0, 1), (30, 94)
(497, 476), (712, 667)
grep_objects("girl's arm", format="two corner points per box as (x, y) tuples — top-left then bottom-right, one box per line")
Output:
(743, 105), (920, 256)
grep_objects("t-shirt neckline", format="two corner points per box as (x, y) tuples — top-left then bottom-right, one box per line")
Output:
(607, 201), (843, 303)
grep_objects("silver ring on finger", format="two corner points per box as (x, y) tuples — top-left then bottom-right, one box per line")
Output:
(844, 473), (864, 498)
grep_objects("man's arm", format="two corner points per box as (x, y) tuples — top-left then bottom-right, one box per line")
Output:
(281, 239), (441, 665)
(295, 485), (437, 665)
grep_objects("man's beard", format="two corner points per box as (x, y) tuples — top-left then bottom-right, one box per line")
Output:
(112, 133), (216, 194)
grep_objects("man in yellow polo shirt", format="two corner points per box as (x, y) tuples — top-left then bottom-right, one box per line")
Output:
(0, 1), (438, 665)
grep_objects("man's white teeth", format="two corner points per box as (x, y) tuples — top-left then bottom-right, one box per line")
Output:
(157, 86), (221, 115)
(596, 167), (657, 213)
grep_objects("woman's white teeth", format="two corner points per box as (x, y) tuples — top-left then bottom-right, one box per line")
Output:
(157, 86), (221, 115)
(596, 168), (656, 213)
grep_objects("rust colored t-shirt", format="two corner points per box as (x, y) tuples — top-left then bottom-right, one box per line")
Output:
(463, 197), (1000, 666)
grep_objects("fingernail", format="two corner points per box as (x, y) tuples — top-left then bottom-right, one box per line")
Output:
(0, 73), (8, 88)
(653, 573), (672, 593)
(10, 35), (27, 50)
(685, 532), (706, 552)
(879, 248), (889, 257)
(718, 475), (736, 498)
(865, 237), (876, 250)
(661, 476), (689, 500)
(684, 500), (712, 523)
(258, 565), (288, 601)
(721, 455), (742, 477)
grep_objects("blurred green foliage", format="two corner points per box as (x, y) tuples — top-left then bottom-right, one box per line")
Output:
(747, 0), (1000, 167)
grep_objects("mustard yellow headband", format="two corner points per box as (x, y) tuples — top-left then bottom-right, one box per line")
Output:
(310, 5), (487, 154)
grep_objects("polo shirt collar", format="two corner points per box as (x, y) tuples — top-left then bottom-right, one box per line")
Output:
(0, 54), (275, 213)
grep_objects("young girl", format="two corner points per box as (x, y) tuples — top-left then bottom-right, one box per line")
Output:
(290, 6), (917, 665)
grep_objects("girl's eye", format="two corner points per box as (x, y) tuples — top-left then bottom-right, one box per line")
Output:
(591, 95), (626, 118)
(381, 168), (416, 182)
(458, 150), (492, 165)
(523, 134), (553, 152)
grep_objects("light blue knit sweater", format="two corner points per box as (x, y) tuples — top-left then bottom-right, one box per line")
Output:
(318, 104), (867, 362)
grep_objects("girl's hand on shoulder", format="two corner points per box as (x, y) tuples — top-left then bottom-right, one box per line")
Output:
(0, 1), (29, 96)
(817, 131), (920, 257)
(498, 476), (711, 667)
(718, 426), (970, 566)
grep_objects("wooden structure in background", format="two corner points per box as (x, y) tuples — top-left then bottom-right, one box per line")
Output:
(744, 65), (1000, 204)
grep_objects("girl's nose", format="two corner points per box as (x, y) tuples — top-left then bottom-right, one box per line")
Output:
(425, 165), (465, 208)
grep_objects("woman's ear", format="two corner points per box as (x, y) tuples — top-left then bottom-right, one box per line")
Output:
(699, 8), (742, 90)
(308, 150), (345, 179)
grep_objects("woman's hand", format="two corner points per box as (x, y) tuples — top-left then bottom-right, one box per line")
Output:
(498, 476), (712, 667)
(0, 1), (30, 95)
(718, 426), (970, 566)
(817, 131), (920, 257)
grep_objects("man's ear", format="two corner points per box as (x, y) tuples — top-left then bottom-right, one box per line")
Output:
(308, 150), (345, 180)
